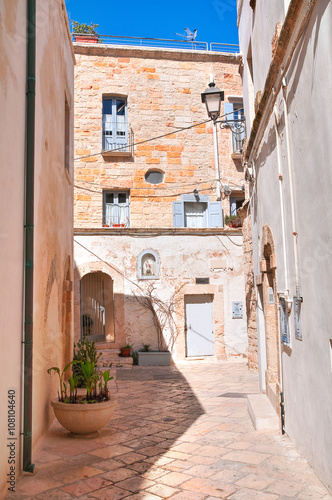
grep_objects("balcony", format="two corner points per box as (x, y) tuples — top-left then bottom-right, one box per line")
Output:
(102, 121), (134, 157)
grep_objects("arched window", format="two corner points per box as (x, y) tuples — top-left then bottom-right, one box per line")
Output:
(138, 250), (160, 280)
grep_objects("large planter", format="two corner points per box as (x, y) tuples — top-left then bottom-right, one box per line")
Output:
(51, 398), (117, 437)
(137, 351), (171, 366)
(74, 35), (99, 44)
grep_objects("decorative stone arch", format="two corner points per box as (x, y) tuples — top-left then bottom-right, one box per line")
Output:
(259, 225), (280, 398)
(74, 260), (125, 348)
(137, 249), (160, 280)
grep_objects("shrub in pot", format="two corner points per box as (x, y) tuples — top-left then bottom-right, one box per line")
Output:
(120, 343), (133, 357)
(72, 21), (100, 43)
(48, 342), (116, 437)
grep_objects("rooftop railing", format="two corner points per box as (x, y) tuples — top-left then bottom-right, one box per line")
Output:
(72, 33), (240, 54)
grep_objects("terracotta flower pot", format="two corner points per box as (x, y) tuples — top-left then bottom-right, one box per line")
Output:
(120, 347), (131, 357)
(74, 35), (99, 44)
(51, 398), (117, 437)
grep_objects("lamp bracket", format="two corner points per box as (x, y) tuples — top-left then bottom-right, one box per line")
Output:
(218, 118), (246, 134)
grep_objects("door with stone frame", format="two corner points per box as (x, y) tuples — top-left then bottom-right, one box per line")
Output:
(185, 295), (214, 356)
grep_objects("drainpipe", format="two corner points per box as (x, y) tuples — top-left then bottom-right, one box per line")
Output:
(282, 80), (301, 299)
(23, 0), (36, 473)
(209, 74), (222, 200)
(274, 104), (288, 294)
(273, 104), (285, 402)
(213, 120), (221, 199)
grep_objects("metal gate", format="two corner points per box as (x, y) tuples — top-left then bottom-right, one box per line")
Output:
(80, 272), (106, 341)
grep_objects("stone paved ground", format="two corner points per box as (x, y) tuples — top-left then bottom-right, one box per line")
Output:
(7, 362), (332, 499)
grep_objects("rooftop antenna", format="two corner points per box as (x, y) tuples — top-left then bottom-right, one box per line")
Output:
(175, 27), (197, 41)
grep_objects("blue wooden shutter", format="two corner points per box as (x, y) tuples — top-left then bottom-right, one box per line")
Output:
(208, 201), (223, 228)
(223, 102), (234, 122)
(173, 201), (184, 227)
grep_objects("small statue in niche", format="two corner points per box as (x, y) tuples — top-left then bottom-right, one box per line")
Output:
(142, 253), (156, 277)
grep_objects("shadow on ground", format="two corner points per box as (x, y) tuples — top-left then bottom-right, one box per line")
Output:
(9, 365), (205, 498)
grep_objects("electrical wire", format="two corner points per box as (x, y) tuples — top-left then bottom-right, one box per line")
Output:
(74, 108), (242, 161)
(74, 183), (215, 198)
(74, 118), (211, 161)
(74, 177), (217, 191)
(74, 238), (143, 290)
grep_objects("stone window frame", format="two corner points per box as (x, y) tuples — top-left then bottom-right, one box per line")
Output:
(173, 194), (223, 228)
(103, 190), (130, 228)
(137, 249), (160, 280)
(101, 94), (132, 157)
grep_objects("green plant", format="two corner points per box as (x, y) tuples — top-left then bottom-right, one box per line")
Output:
(48, 339), (113, 404)
(47, 361), (76, 402)
(82, 314), (93, 336)
(122, 343), (134, 349)
(132, 351), (138, 365)
(141, 344), (151, 352)
(73, 338), (101, 388)
(72, 21), (99, 36)
(80, 360), (98, 400)
(100, 370), (112, 400)
(224, 214), (242, 227)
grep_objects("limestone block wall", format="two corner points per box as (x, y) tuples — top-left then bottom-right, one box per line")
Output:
(74, 230), (248, 361)
(73, 44), (244, 228)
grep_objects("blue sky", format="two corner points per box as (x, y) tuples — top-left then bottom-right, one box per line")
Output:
(64, 0), (239, 45)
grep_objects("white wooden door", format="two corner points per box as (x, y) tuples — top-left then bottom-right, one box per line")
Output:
(185, 295), (214, 356)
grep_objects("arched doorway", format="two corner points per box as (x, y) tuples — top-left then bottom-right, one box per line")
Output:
(80, 271), (114, 342)
(260, 226), (281, 411)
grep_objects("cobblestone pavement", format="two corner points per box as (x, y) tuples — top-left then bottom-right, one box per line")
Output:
(7, 362), (331, 499)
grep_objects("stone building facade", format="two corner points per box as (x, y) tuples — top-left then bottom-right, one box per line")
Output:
(0, 1), (74, 496)
(238, 0), (332, 491)
(73, 41), (249, 364)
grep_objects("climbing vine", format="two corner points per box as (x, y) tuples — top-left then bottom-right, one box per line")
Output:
(133, 283), (185, 352)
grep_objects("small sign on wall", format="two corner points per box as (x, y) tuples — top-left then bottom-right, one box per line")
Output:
(232, 301), (243, 319)
(280, 296), (289, 345)
(294, 297), (302, 341)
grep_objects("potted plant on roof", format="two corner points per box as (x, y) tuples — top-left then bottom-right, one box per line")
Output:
(72, 21), (100, 44)
(47, 340), (116, 438)
(224, 214), (242, 228)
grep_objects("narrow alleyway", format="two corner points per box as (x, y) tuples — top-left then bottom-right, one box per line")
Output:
(8, 362), (331, 499)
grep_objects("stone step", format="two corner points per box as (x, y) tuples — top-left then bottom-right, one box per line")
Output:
(98, 353), (133, 367)
(95, 342), (119, 351)
(95, 343), (134, 367)
(99, 356), (133, 367)
(247, 394), (280, 432)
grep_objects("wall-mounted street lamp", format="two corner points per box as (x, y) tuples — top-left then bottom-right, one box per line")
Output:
(201, 82), (224, 123)
(201, 78), (245, 200)
(201, 79), (224, 199)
